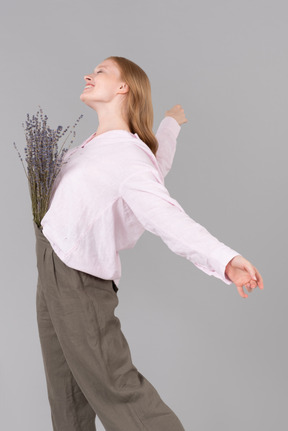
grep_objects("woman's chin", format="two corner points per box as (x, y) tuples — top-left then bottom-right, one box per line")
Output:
(80, 93), (89, 103)
(79, 95), (96, 110)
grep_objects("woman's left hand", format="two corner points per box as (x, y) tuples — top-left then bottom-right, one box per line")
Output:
(165, 104), (188, 126)
(225, 255), (264, 298)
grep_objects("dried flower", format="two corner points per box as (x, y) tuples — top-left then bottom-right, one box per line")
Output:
(13, 105), (83, 228)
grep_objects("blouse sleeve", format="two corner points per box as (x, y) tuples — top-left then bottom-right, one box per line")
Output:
(155, 116), (181, 178)
(119, 165), (240, 285)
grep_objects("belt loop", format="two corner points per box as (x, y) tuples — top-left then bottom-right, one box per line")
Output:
(112, 280), (119, 293)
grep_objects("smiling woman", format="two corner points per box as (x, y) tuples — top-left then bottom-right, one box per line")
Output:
(34, 55), (263, 431)
(79, 59), (132, 129)
(79, 56), (160, 155)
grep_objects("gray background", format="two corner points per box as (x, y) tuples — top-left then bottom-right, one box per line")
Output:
(1, 0), (286, 430)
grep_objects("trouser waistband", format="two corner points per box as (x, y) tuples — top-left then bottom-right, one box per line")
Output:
(33, 220), (51, 247)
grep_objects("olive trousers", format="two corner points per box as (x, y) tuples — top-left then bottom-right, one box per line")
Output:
(34, 221), (185, 431)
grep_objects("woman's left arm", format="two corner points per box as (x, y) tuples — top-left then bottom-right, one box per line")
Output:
(155, 105), (187, 178)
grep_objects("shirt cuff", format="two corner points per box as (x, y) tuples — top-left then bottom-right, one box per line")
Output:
(210, 249), (242, 285)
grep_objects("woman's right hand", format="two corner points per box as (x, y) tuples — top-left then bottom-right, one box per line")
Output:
(225, 255), (264, 298)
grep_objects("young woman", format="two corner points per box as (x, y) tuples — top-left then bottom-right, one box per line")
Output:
(34, 56), (264, 431)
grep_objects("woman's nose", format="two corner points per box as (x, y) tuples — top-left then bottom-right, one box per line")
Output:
(84, 74), (92, 82)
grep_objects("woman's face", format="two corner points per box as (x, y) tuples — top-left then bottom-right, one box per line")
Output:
(80, 59), (127, 107)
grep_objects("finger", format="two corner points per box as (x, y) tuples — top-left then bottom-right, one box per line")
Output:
(246, 276), (259, 290)
(254, 267), (264, 289)
(244, 262), (258, 282)
(245, 277), (260, 292)
(243, 282), (252, 292)
(237, 285), (248, 299)
(245, 284), (253, 293)
(248, 279), (257, 289)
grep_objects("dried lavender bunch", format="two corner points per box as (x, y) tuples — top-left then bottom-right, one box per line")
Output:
(13, 105), (83, 228)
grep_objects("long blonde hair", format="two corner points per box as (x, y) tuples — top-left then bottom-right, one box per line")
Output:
(105, 56), (159, 156)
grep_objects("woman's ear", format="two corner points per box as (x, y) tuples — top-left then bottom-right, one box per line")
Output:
(119, 83), (129, 93)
